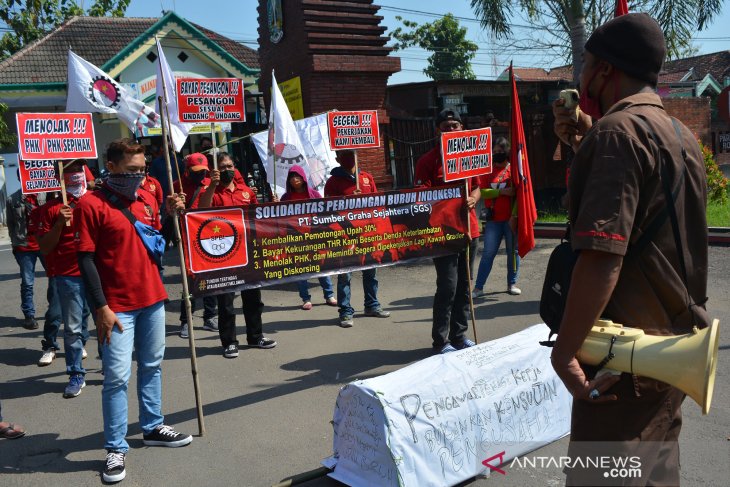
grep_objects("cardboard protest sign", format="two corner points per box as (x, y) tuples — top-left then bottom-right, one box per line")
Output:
(18, 159), (62, 194)
(327, 110), (380, 150)
(16, 113), (97, 161)
(324, 324), (572, 487)
(440, 127), (493, 182)
(176, 78), (245, 122)
(183, 186), (468, 297)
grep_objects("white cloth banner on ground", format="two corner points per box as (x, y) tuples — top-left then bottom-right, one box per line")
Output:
(323, 324), (572, 487)
(252, 72), (334, 197)
(155, 39), (190, 152)
(252, 112), (337, 196)
(66, 50), (160, 135)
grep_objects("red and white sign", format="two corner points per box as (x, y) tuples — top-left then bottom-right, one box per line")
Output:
(327, 110), (380, 150)
(18, 159), (62, 194)
(176, 78), (245, 123)
(185, 208), (248, 274)
(16, 112), (97, 161)
(440, 127), (493, 182)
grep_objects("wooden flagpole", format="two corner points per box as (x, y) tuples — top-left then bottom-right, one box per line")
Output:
(464, 179), (479, 344)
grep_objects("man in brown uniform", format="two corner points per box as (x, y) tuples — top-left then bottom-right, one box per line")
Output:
(551, 13), (710, 485)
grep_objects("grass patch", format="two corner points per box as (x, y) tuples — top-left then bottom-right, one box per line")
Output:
(707, 199), (729, 227)
(537, 210), (568, 223)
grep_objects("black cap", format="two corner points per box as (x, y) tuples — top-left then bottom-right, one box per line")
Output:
(585, 13), (666, 85)
(436, 106), (462, 124)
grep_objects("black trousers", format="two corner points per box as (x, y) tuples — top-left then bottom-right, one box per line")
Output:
(431, 240), (478, 348)
(179, 296), (217, 324)
(217, 289), (264, 347)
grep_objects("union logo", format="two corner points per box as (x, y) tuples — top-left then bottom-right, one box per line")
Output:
(88, 76), (121, 109)
(194, 216), (241, 262)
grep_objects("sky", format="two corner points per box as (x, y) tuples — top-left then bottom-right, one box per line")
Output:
(32, 0), (730, 84)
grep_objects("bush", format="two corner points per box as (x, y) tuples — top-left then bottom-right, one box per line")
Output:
(699, 140), (728, 205)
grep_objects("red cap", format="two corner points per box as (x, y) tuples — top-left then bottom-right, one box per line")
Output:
(185, 153), (209, 171)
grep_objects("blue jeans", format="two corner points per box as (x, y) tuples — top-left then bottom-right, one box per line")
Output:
(13, 250), (40, 318)
(101, 301), (165, 453)
(42, 276), (89, 351)
(56, 276), (89, 376)
(337, 269), (380, 318)
(297, 277), (334, 302)
(474, 220), (520, 290)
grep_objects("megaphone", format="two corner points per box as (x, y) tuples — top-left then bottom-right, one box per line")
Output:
(577, 319), (720, 414)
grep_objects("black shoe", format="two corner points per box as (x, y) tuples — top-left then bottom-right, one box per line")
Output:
(23, 316), (39, 330)
(247, 337), (277, 349)
(223, 343), (239, 358)
(103, 451), (126, 483)
(142, 424), (192, 447)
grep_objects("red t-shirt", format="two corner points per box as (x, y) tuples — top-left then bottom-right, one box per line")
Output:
(284, 191), (309, 201)
(15, 195), (41, 252)
(414, 147), (480, 239)
(212, 181), (258, 207)
(74, 190), (167, 312)
(324, 170), (378, 196)
(174, 177), (210, 210)
(478, 164), (513, 222)
(38, 194), (86, 277)
(141, 175), (164, 207)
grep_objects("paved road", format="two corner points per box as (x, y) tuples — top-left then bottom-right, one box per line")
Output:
(0, 239), (727, 486)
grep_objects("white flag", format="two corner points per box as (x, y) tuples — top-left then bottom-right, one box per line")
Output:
(252, 112), (337, 195)
(66, 50), (160, 134)
(264, 71), (313, 196)
(155, 39), (190, 152)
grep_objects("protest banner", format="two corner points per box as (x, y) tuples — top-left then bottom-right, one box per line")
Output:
(327, 110), (380, 150)
(16, 112), (97, 161)
(18, 159), (62, 194)
(440, 127), (493, 182)
(322, 324), (572, 487)
(183, 185), (467, 297)
(176, 77), (245, 123)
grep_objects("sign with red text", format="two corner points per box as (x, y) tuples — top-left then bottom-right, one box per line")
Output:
(16, 112), (97, 161)
(185, 208), (249, 274)
(327, 110), (380, 150)
(440, 127), (493, 182)
(176, 78), (245, 122)
(18, 159), (62, 194)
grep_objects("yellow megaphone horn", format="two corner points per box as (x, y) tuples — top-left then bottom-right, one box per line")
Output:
(577, 319), (720, 415)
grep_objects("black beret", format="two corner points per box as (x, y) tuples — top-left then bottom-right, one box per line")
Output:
(585, 13), (666, 85)
(436, 106), (462, 124)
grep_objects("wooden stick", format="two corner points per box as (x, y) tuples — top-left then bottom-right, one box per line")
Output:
(58, 162), (70, 226)
(159, 94), (206, 437)
(464, 179), (479, 344)
(211, 122), (217, 170)
(354, 151), (360, 192)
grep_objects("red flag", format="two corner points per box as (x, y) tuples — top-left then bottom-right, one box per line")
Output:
(615, 0), (629, 17)
(509, 63), (537, 258)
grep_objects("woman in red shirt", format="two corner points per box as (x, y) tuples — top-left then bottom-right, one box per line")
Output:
(472, 137), (521, 297)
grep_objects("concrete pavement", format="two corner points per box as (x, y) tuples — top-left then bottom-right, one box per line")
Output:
(0, 239), (728, 487)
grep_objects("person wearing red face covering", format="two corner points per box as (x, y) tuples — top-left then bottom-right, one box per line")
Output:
(551, 13), (710, 486)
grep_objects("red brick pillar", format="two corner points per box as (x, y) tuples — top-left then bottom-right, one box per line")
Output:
(257, 0), (401, 188)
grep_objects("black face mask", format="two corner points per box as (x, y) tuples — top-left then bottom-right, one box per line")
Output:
(493, 153), (508, 164)
(189, 171), (206, 184)
(219, 170), (235, 186)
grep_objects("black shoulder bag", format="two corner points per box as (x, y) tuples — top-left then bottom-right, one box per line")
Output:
(539, 114), (690, 346)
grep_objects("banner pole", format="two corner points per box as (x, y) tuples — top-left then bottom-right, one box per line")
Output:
(464, 179), (479, 344)
(354, 151), (361, 192)
(161, 102), (183, 185)
(58, 162), (71, 226)
(159, 95), (206, 437)
(211, 122), (217, 170)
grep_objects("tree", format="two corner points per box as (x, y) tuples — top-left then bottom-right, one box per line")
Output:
(0, 0), (130, 61)
(0, 102), (17, 147)
(391, 13), (479, 80)
(470, 0), (723, 83)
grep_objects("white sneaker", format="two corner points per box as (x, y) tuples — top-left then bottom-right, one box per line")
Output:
(508, 285), (522, 295)
(38, 349), (56, 366)
(82, 347), (88, 359)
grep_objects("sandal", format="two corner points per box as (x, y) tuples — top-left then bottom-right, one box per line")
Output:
(301, 301), (313, 310)
(326, 297), (338, 307)
(0, 422), (26, 439)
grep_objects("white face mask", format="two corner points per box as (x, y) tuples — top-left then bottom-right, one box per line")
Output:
(64, 172), (87, 199)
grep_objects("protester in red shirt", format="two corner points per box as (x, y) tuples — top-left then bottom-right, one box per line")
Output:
(199, 152), (277, 358)
(174, 153), (217, 337)
(281, 165), (337, 310)
(76, 138), (191, 483)
(140, 174), (164, 208)
(37, 160), (91, 398)
(323, 150), (390, 328)
(414, 107), (481, 354)
(472, 137), (521, 298)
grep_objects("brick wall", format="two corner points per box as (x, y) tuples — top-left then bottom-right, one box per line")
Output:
(257, 0), (401, 188)
(663, 97), (711, 145)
